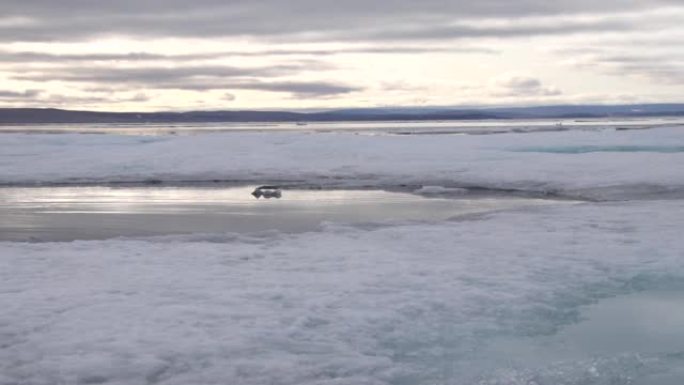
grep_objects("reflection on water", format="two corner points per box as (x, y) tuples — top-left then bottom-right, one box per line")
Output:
(0, 185), (559, 241)
(559, 291), (684, 356)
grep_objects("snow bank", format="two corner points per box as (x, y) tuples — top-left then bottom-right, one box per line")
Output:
(413, 185), (469, 195)
(1, 126), (684, 199)
(2, 201), (684, 384)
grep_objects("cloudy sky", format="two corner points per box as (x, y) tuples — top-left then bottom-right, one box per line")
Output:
(1, 0), (683, 111)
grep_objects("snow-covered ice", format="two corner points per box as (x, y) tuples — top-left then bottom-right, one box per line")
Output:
(2, 201), (684, 384)
(413, 185), (469, 196)
(2, 124), (684, 384)
(1, 125), (683, 200)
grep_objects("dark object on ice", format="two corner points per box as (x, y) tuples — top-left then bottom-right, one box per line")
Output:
(251, 186), (282, 199)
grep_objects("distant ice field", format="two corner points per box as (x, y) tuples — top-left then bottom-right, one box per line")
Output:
(2, 123), (683, 200)
(1, 116), (683, 135)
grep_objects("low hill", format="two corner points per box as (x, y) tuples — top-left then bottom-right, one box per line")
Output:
(1, 104), (683, 124)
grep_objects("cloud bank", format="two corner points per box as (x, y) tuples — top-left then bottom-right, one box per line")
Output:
(0, 0), (682, 109)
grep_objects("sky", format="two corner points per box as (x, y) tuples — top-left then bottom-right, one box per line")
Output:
(0, 0), (683, 111)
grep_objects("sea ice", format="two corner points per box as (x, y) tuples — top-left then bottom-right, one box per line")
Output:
(1, 125), (683, 200)
(2, 124), (684, 384)
(2, 201), (684, 384)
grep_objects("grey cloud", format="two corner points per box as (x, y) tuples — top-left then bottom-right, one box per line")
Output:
(128, 93), (150, 102)
(0, 0), (680, 42)
(152, 80), (360, 96)
(10, 63), (361, 97)
(561, 49), (684, 84)
(357, 18), (636, 41)
(0, 91), (148, 106)
(2, 0), (681, 106)
(380, 81), (423, 92)
(493, 76), (562, 97)
(308, 46), (500, 55)
(40, 93), (150, 106)
(597, 53), (684, 64)
(0, 46), (498, 65)
(228, 81), (361, 97)
(604, 59), (684, 84)
(81, 86), (129, 93)
(12, 64), (315, 84)
(551, 33), (684, 54)
(0, 51), (204, 63)
(0, 89), (42, 98)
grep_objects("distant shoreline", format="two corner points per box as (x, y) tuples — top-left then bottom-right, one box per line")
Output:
(2, 104), (684, 124)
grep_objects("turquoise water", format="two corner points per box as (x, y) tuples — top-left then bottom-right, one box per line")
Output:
(477, 289), (684, 384)
(514, 145), (684, 154)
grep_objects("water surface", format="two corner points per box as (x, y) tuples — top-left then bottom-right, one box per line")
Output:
(479, 290), (684, 384)
(514, 145), (684, 154)
(0, 185), (558, 241)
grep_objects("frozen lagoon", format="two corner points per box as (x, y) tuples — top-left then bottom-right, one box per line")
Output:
(1, 123), (684, 384)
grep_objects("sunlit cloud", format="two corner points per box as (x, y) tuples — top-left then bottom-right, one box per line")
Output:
(0, 0), (682, 110)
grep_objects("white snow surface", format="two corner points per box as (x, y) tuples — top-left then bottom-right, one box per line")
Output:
(2, 201), (684, 385)
(2, 126), (684, 199)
